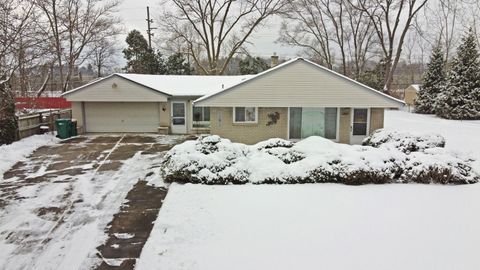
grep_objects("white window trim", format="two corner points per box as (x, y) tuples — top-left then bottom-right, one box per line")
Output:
(287, 107), (340, 142)
(170, 101), (187, 134)
(233, 107), (258, 124)
(350, 107), (371, 144)
(171, 101), (187, 123)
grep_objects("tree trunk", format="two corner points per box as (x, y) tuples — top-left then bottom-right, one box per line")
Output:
(97, 63), (101, 78)
(0, 81), (19, 145)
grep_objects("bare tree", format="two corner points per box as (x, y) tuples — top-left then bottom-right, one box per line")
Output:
(35, 0), (122, 91)
(279, 0), (376, 78)
(416, 0), (461, 61)
(89, 38), (118, 77)
(278, 0), (335, 70)
(349, 0), (428, 92)
(160, 0), (287, 75)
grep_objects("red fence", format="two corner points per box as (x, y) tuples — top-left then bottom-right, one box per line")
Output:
(15, 97), (71, 110)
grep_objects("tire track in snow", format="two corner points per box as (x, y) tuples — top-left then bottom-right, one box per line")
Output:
(33, 135), (126, 252)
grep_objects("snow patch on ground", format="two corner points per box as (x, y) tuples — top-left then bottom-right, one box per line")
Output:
(0, 134), (59, 178)
(113, 233), (135, 240)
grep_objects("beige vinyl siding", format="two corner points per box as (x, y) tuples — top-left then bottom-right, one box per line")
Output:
(71, 102), (84, 127)
(84, 102), (160, 133)
(64, 76), (169, 102)
(210, 107), (288, 144)
(196, 60), (402, 108)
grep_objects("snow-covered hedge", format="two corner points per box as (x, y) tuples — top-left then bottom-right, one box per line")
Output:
(161, 134), (478, 185)
(362, 129), (446, 153)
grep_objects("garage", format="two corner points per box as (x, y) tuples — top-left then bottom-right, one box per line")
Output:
(62, 74), (170, 134)
(63, 73), (244, 135)
(85, 102), (160, 133)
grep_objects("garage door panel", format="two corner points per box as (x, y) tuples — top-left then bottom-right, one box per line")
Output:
(85, 102), (159, 133)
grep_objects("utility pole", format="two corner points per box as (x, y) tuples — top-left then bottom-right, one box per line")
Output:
(146, 6), (156, 50)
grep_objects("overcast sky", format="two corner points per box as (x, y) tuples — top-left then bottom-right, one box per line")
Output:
(117, 0), (299, 60)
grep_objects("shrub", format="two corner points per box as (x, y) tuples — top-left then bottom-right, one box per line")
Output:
(363, 129), (445, 153)
(254, 138), (294, 150)
(263, 148), (305, 164)
(161, 135), (478, 185)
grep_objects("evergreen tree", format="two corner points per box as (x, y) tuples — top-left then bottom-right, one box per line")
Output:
(358, 59), (386, 91)
(0, 81), (18, 145)
(123, 30), (165, 74)
(239, 56), (270, 75)
(436, 28), (480, 120)
(415, 45), (446, 114)
(165, 53), (192, 75)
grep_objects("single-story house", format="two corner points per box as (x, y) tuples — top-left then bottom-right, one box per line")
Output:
(404, 84), (422, 107)
(62, 58), (404, 144)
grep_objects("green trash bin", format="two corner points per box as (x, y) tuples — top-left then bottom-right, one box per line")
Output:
(70, 119), (78, 137)
(55, 119), (71, 139)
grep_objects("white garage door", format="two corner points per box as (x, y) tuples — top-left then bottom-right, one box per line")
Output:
(85, 102), (159, 133)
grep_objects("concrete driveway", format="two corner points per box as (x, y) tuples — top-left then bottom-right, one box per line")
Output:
(0, 134), (191, 270)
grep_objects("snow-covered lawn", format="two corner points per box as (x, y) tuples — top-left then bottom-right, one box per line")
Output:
(0, 134), (59, 178)
(137, 110), (480, 270)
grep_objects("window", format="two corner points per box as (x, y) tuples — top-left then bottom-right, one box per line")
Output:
(193, 106), (210, 128)
(289, 107), (338, 140)
(234, 107), (257, 123)
(325, 108), (337, 139)
(193, 107), (210, 122)
(352, 108), (368, 135)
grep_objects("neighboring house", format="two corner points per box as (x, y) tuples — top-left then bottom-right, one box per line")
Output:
(62, 58), (404, 144)
(404, 84), (421, 108)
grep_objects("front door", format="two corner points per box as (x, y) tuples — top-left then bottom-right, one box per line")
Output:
(171, 102), (187, 134)
(350, 108), (369, 144)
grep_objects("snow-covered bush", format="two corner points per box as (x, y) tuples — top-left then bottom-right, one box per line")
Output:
(161, 135), (478, 185)
(254, 138), (294, 150)
(362, 129), (445, 153)
(404, 148), (478, 184)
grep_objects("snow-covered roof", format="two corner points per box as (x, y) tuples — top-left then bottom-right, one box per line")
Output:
(410, 84), (422, 92)
(195, 58), (405, 106)
(62, 73), (254, 97)
(117, 73), (254, 97)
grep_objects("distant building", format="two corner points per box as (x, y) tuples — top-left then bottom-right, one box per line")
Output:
(404, 84), (421, 109)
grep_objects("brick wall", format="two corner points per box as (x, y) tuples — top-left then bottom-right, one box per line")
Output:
(210, 107), (288, 144)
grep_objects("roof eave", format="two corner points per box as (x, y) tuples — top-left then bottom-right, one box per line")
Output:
(61, 73), (172, 98)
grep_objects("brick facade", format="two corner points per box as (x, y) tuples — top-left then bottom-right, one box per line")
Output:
(210, 107), (385, 145)
(210, 107), (288, 144)
(369, 108), (384, 134)
(339, 108), (351, 144)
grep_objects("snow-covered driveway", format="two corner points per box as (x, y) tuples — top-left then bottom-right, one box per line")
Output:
(137, 110), (480, 270)
(0, 134), (186, 270)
